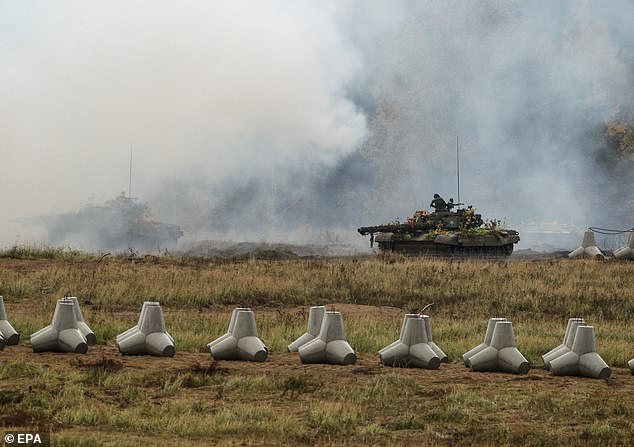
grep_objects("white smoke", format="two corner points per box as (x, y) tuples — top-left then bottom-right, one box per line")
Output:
(2, 1), (634, 250)
(0, 1), (366, 246)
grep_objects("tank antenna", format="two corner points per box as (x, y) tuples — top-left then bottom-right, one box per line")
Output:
(456, 136), (460, 206)
(128, 142), (133, 198)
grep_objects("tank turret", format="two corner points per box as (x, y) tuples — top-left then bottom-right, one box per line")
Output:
(358, 200), (519, 256)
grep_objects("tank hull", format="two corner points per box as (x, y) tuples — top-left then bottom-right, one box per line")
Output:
(376, 238), (517, 257)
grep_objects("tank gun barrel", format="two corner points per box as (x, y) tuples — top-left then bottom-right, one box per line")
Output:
(358, 222), (436, 235)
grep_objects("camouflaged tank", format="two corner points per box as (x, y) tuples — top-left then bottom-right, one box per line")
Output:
(358, 205), (520, 256)
(17, 193), (183, 251)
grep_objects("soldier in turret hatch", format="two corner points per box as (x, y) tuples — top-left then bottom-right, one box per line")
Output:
(430, 194), (447, 212)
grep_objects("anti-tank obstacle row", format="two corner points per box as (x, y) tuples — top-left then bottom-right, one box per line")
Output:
(5, 297), (633, 378)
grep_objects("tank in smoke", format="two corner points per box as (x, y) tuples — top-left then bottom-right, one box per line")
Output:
(16, 192), (183, 252)
(358, 198), (520, 256)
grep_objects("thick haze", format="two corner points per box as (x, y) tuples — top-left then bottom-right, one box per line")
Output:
(2, 1), (634, 250)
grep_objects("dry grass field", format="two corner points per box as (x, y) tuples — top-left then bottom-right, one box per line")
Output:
(0, 247), (633, 446)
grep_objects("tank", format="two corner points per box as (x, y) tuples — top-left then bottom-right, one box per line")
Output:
(358, 204), (520, 256)
(16, 193), (183, 252)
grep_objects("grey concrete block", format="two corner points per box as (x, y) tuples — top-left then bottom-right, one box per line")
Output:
(550, 325), (611, 379)
(379, 314), (440, 369)
(288, 306), (326, 352)
(421, 314), (448, 363)
(568, 231), (605, 259)
(614, 232), (634, 260)
(65, 297), (96, 345)
(208, 308), (267, 362)
(0, 296), (20, 346)
(628, 358), (634, 375)
(299, 311), (356, 365)
(467, 320), (529, 374)
(542, 318), (585, 370)
(31, 300), (88, 353)
(379, 313), (419, 358)
(117, 302), (175, 357)
(463, 317), (506, 367)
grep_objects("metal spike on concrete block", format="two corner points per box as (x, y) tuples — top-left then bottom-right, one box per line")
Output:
(299, 311), (356, 365)
(208, 308), (267, 362)
(550, 325), (611, 379)
(288, 306), (326, 352)
(543, 318), (586, 370)
(468, 320), (529, 374)
(31, 300), (88, 353)
(64, 297), (96, 345)
(116, 302), (175, 357)
(463, 317), (506, 367)
(568, 231), (605, 259)
(0, 296), (20, 347)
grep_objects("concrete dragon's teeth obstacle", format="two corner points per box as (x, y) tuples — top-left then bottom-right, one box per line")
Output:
(463, 317), (507, 367)
(463, 319), (529, 374)
(568, 231), (605, 259)
(299, 311), (356, 365)
(0, 296), (20, 348)
(379, 313), (441, 369)
(116, 301), (175, 357)
(288, 306), (326, 352)
(549, 325), (611, 379)
(613, 231), (634, 260)
(542, 318), (586, 370)
(31, 300), (88, 353)
(208, 308), (268, 362)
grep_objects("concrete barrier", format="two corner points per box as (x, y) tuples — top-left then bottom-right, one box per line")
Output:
(379, 313), (419, 359)
(65, 297), (96, 345)
(31, 300), (88, 353)
(549, 325), (611, 379)
(568, 231), (605, 259)
(288, 306), (326, 352)
(0, 296), (20, 347)
(379, 314), (440, 369)
(299, 311), (356, 365)
(614, 231), (634, 260)
(463, 317), (507, 367)
(467, 320), (529, 374)
(628, 358), (634, 375)
(421, 314), (448, 363)
(207, 308), (267, 362)
(542, 318), (585, 370)
(117, 302), (175, 357)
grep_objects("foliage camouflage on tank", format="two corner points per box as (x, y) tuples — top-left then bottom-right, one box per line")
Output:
(358, 200), (520, 256)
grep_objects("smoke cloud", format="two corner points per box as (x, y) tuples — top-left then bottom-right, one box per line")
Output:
(2, 1), (634, 250)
